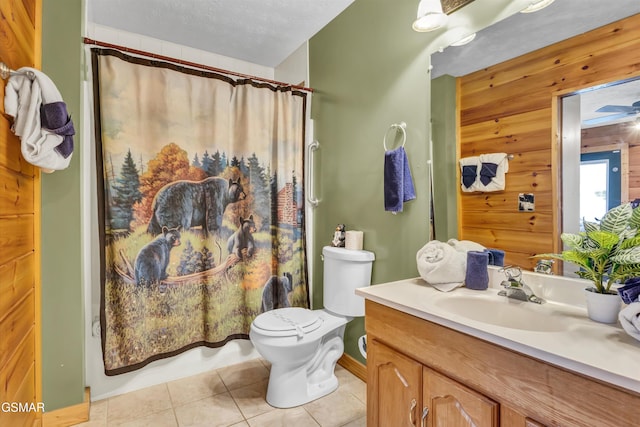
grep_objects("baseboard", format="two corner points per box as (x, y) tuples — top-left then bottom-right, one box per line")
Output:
(338, 353), (367, 382)
(42, 387), (90, 427)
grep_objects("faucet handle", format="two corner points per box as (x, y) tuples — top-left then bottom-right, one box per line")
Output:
(499, 265), (522, 282)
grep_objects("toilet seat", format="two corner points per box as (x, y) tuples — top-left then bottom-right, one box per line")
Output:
(252, 307), (324, 337)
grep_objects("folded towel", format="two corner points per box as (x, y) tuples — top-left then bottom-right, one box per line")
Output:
(4, 67), (74, 172)
(486, 248), (505, 266)
(477, 153), (509, 192)
(619, 278), (640, 304)
(465, 251), (489, 290)
(619, 302), (640, 342)
(384, 146), (416, 213)
(416, 240), (466, 292)
(459, 156), (480, 192)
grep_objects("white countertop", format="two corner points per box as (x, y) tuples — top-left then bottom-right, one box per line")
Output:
(356, 268), (640, 394)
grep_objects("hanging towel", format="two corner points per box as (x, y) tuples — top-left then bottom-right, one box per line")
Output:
(465, 251), (489, 290)
(4, 67), (74, 172)
(619, 302), (640, 342)
(459, 156), (480, 192)
(477, 153), (509, 192)
(384, 146), (416, 213)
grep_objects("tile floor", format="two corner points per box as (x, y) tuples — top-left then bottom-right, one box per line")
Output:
(73, 359), (366, 427)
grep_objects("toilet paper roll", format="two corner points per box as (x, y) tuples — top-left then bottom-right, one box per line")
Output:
(345, 230), (364, 250)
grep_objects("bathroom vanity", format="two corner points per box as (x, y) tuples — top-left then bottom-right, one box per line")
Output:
(357, 271), (640, 427)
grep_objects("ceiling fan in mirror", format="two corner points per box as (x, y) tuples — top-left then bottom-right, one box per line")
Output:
(583, 100), (640, 126)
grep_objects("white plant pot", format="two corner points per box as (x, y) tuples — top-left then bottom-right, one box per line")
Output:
(584, 287), (621, 324)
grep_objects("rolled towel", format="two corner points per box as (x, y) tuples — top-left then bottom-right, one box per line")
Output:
(619, 302), (640, 342)
(447, 239), (486, 254)
(486, 248), (505, 266)
(416, 240), (466, 292)
(465, 251), (489, 290)
(619, 278), (640, 304)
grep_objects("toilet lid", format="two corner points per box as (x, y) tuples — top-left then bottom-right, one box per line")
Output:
(253, 307), (323, 337)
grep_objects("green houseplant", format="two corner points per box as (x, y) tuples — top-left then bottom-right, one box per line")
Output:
(536, 202), (640, 322)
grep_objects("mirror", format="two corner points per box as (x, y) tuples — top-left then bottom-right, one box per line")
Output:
(430, 0), (640, 272)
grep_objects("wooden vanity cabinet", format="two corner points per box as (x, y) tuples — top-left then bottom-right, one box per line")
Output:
(365, 300), (640, 427)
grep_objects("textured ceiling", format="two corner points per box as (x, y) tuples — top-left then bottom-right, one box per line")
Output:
(87, 0), (355, 68)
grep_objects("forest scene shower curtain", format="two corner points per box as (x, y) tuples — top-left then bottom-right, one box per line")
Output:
(91, 49), (309, 375)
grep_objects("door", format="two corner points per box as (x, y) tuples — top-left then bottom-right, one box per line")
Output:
(423, 366), (498, 427)
(580, 150), (621, 223)
(0, 1), (42, 426)
(368, 339), (423, 427)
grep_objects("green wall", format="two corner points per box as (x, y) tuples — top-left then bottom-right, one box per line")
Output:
(431, 75), (458, 241)
(41, 0), (85, 410)
(309, 0), (432, 364)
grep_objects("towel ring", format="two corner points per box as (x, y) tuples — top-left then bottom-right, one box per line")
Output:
(383, 122), (406, 151)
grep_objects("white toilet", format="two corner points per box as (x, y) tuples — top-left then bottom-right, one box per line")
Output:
(249, 246), (375, 408)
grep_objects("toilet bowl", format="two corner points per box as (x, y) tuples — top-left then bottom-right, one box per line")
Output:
(249, 246), (375, 408)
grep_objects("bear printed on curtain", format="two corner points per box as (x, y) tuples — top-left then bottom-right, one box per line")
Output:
(92, 49), (309, 375)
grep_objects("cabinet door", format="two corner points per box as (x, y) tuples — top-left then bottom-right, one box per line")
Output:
(368, 339), (423, 427)
(423, 366), (498, 427)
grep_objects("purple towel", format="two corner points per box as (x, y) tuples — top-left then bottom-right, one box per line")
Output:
(40, 101), (75, 158)
(620, 278), (640, 304)
(486, 248), (505, 267)
(465, 250), (489, 290)
(384, 147), (416, 213)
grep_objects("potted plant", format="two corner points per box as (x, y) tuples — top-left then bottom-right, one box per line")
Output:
(536, 202), (640, 323)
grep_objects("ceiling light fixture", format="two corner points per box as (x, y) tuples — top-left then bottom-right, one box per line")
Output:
(520, 0), (555, 14)
(413, 0), (448, 32)
(450, 33), (476, 46)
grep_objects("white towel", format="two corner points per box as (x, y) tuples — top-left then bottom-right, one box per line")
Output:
(416, 240), (467, 292)
(4, 67), (73, 172)
(447, 239), (486, 254)
(459, 156), (480, 192)
(619, 302), (640, 342)
(477, 153), (509, 192)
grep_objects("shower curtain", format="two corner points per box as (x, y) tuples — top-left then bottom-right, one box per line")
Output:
(91, 49), (309, 375)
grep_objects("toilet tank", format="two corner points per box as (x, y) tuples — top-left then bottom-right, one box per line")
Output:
(322, 246), (375, 317)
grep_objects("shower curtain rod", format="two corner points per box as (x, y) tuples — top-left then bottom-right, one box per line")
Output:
(83, 37), (314, 93)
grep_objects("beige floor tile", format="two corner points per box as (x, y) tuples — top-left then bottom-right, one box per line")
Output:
(168, 369), (227, 407)
(246, 407), (320, 427)
(89, 398), (108, 421)
(114, 408), (178, 427)
(303, 389), (366, 427)
(107, 384), (173, 425)
(338, 378), (366, 404)
(217, 360), (270, 391)
(229, 422), (250, 427)
(71, 421), (107, 427)
(228, 379), (272, 419)
(340, 415), (366, 427)
(174, 392), (244, 427)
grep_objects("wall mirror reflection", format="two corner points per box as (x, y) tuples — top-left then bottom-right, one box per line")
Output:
(430, 0), (640, 274)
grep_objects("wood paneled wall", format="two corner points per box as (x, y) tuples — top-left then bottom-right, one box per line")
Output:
(458, 13), (640, 269)
(0, 1), (42, 426)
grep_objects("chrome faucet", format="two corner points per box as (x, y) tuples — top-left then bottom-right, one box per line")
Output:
(498, 266), (544, 304)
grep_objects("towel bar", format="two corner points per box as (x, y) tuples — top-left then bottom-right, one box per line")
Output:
(0, 62), (35, 80)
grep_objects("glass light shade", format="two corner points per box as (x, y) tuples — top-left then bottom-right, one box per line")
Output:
(450, 33), (476, 46)
(412, 0), (448, 32)
(520, 0), (555, 13)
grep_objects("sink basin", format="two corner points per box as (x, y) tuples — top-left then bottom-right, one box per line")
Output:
(434, 295), (568, 332)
